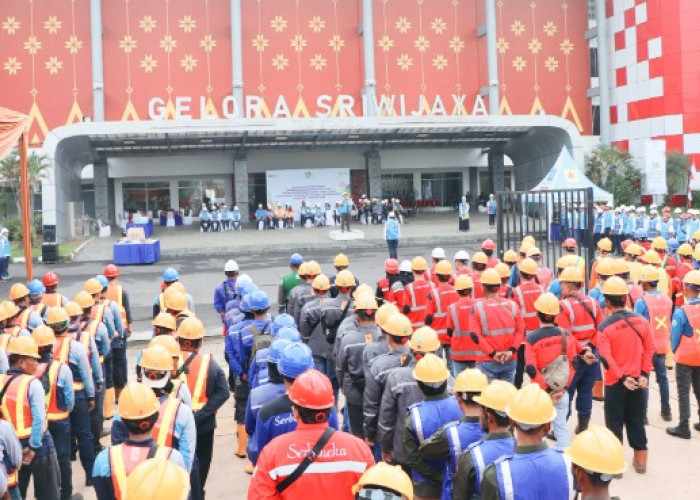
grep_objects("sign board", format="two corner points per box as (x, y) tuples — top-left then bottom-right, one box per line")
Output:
(644, 140), (667, 195)
(266, 168), (350, 213)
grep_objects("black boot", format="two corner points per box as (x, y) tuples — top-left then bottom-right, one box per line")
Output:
(694, 422), (700, 432)
(661, 408), (672, 422)
(666, 424), (691, 439)
(575, 416), (590, 434)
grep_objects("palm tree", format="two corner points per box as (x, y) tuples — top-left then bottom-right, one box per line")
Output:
(0, 149), (50, 236)
(584, 144), (634, 187)
(666, 151), (690, 195)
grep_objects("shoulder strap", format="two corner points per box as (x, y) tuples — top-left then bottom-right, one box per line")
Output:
(337, 298), (352, 323)
(275, 427), (335, 494)
(558, 328), (567, 355)
(174, 351), (198, 379)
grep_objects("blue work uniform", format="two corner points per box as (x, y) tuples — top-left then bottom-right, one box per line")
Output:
(244, 379), (286, 465)
(214, 278), (238, 316)
(465, 433), (516, 498)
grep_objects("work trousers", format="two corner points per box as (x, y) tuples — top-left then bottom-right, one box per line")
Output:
(604, 381), (647, 450)
(347, 403), (365, 438)
(341, 213), (350, 232)
(71, 394), (95, 477)
(196, 429), (215, 492)
(552, 391), (571, 448)
(103, 355), (114, 389)
(477, 359), (516, 384)
(91, 384), (105, 451)
(436, 345), (454, 374)
(313, 355), (339, 400)
(18, 449), (61, 500)
(111, 347), (128, 389)
(0, 255), (10, 279)
(644, 353), (671, 415)
(387, 239), (399, 259)
(676, 362), (700, 426)
(49, 422), (72, 500)
(452, 360), (476, 377)
(234, 377), (250, 423)
(567, 356), (599, 419)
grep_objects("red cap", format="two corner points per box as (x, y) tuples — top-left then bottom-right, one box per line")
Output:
(384, 258), (399, 275)
(563, 238), (578, 248)
(620, 239), (632, 251)
(42, 271), (59, 287)
(481, 239), (495, 250)
(104, 264), (120, 278)
(289, 369), (335, 410)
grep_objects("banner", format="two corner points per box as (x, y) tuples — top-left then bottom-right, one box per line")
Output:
(266, 168), (350, 213)
(644, 140), (667, 195)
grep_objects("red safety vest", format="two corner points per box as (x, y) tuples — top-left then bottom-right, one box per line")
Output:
(153, 398), (181, 447)
(661, 254), (677, 278)
(536, 267), (553, 289)
(376, 278), (396, 305)
(109, 444), (171, 500)
(41, 293), (63, 308)
(403, 280), (436, 329)
(0, 374), (44, 439)
(52, 337), (84, 391)
(34, 361), (70, 422)
(627, 284), (644, 310)
(180, 353), (211, 412)
(559, 294), (599, 345)
(487, 257), (500, 269)
(449, 298), (483, 361)
(642, 294), (672, 355)
(473, 298), (519, 357)
(428, 284), (459, 344)
(513, 281), (544, 333)
(675, 305), (700, 366)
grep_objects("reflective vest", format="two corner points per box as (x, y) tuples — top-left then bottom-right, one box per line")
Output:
(494, 448), (572, 500)
(105, 285), (128, 326)
(90, 303), (106, 324)
(627, 284), (644, 311)
(158, 293), (166, 312)
(449, 298), (482, 361)
(0, 373), (45, 439)
(34, 361), (70, 421)
(5, 326), (21, 338)
(559, 294), (599, 344)
(513, 281), (544, 332)
(41, 293), (63, 308)
(169, 379), (183, 400)
(109, 444), (171, 500)
(0, 333), (10, 352)
(642, 294), (672, 355)
(468, 436), (516, 497)
(17, 309), (31, 330)
(377, 278), (396, 305)
(83, 320), (104, 362)
(181, 353), (211, 411)
(536, 267), (553, 290)
(429, 284), (459, 343)
(442, 421), (484, 500)
(676, 305), (700, 366)
(153, 397), (181, 447)
(29, 302), (46, 317)
(405, 280), (437, 329)
(52, 336), (84, 391)
(473, 298), (519, 356)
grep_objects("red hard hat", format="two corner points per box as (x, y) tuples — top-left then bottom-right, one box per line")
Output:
(288, 369), (335, 410)
(43, 271), (59, 287)
(620, 239), (633, 251)
(481, 239), (495, 250)
(384, 258), (399, 275)
(104, 264), (120, 278)
(563, 238), (578, 248)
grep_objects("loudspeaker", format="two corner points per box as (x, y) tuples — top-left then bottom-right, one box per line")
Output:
(42, 244), (58, 264)
(43, 225), (56, 243)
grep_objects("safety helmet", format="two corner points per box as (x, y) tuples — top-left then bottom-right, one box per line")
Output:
(351, 463), (414, 500)
(125, 458), (190, 500)
(334, 253), (349, 267)
(481, 239), (496, 251)
(118, 382), (160, 420)
(42, 271), (59, 287)
(74, 291), (95, 310)
(31, 325), (56, 347)
(480, 268), (502, 285)
(162, 268), (179, 283)
(353, 284), (373, 300)
(63, 301), (83, 318)
(289, 369), (335, 409)
(677, 243), (694, 257)
(503, 250), (518, 263)
(435, 260), (453, 276)
(517, 258), (538, 275)
(355, 295), (379, 311)
(84, 278), (103, 295)
(409, 326), (440, 352)
(534, 293), (560, 315)
(224, 260), (239, 273)
(694, 229), (700, 241)
(651, 237), (667, 251)
(276, 326), (302, 342)
(6, 336), (40, 359)
(239, 294), (252, 313)
(556, 255), (573, 270)
(412, 353), (450, 383)
(506, 383), (557, 425)
(297, 262), (309, 277)
(624, 243), (643, 256)
(249, 290), (271, 311)
(563, 238), (578, 249)
(454, 250), (470, 262)
(311, 274), (331, 291)
(267, 338), (292, 364)
(95, 275), (109, 288)
(597, 238), (613, 252)
(177, 317), (206, 339)
(306, 260), (322, 276)
(473, 380), (518, 413)
(376, 303), (399, 328)
(431, 247), (446, 259)
(683, 270), (700, 286)
(564, 425), (627, 476)
(494, 263), (510, 279)
(164, 291), (188, 312)
(27, 279), (45, 297)
(278, 342), (314, 378)
(641, 250), (661, 265)
(273, 314), (296, 334)
(612, 258), (630, 276)
(152, 312), (177, 331)
(453, 368), (489, 393)
(454, 274), (475, 291)
(559, 266), (583, 283)
(384, 259), (399, 275)
(633, 229), (647, 240)
(139, 345), (173, 371)
(601, 276), (629, 296)
(0, 301), (19, 320)
(411, 256), (428, 271)
(639, 265), (660, 283)
(595, 257), (615, 277)
(168, 282), (187, 294)
(9, 283), (29, 301)
(399, 260), (412, 273)
(335, 269), (355, 288)
(519, 242), (533, 255)
(45, 307), (69, 326)
(103, 264), (120, 278)
(522, 235), (536, 247)
(289, 253), (303, 266)
(526, 247), (542, 259)
(472, 252), (488, 265)
(383, 313), (413, 337)
(149, 335), (180, 358)
(236, 279), (255, 297)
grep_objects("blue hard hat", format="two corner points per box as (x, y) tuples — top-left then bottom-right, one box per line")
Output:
(267, 338), (292, 364)
(289, 253), (303, 265)
(28, 279), (45, 297)
(277, 342), (314, 378)
(163, 268), (179, 283)
(250, 290), (270, 311)
(239, 294), (252, 313)
(667, 238), (680, 251)
(236, 279), (255, 297)
(95, 275), (109, 288)
(276, 326), (301, 342)
(273, 313), (296, 334)
(633, 229), (646, 239)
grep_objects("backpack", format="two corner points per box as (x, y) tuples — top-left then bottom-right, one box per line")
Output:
(541, 328), (570, 391)
(321, 300), (351, 344)
(250, 322), (273, 361)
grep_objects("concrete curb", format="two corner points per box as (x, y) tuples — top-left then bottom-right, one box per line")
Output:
(67, 237), (95, 262)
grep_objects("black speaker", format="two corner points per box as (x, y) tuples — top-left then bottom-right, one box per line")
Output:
(43, 225), (56, 243)
(42, 244), (58, 264)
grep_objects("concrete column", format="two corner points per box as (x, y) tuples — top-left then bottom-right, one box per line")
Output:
(596, 0), (611, 144)
(365, 150), (382, 198)
(488, 149), (505, 194)
(469, 167), (479, 209)
(485, 0), (499, 115)
(93, 161), (110, 224)
(231, 0), (244, 109)
(362, 0), (377, 115)
(90, 0), (105, 121)
(234, 153), (249, 222)
(413, 172), (422, 200)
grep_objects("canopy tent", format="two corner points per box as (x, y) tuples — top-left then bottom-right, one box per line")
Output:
(0, 107), (33, 280)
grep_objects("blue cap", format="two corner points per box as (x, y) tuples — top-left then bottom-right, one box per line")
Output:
(278, 342), (314, 378)
(289, 253), (303, 265)
(633, 229), (647, 239)
(276, 326), (301, 342)
(239, 294), (252, 313)
(267, 339), (292, 364)
(273, 313), (296, 334)
(250, 290), (270, 311)
(236, 280), (255, 297)
(95, 275), (109, 288)
(28, 279), (45, 297)
(667, 238), (680, 251)
(163, 268), (179, 282)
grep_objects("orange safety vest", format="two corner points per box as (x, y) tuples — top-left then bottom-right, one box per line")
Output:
(0, 373), (45, 439)
(34, 361), (70, 421)
(83, 320), (104, 363)
(642, 294), (672, 355)
(169, 379), (183, 399)
(181, 353), (211, 412)
(105, 285), (128, 326)
(0, 333), (11, 352)
(675, 304), (700, 366)
(513, 281), (544, 333)
(627, 284), (644, 311)
(109, 444), (171, 500)
(152, 398), (181, 447)
(41, 293), (63, 308)
(90, 303), (106, 323)
(17, 309), (31, 330)
(473, 298), (519, 357)
(449, 298), (483, 361)
(52, 337), (84, 391)
(560, 294), (599, 344)
(404, 280), (437, 329)
(29, 302), (46, 317)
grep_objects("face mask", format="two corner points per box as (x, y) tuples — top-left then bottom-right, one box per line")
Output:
(143, 370), (170, 389)
(356, 488), (405, 500)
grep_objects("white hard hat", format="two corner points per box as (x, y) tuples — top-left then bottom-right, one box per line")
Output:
(399, 260), (412, 273)
(224, 260), (239, 272)
(234, 205), (238, 210)
(641, 207), (647, 212)
(237, 273), (252, 284)
(388, 211), (396, 218)
(0, 228), (7, 234)
(614, 208), (620, 213)
(675, 208), (682, 214)
(596, 209), (603, 214)
(454, 250), (470, 261)
(650, 209), (658, 215)
(650, 203), (658, 209)
(431, 247), (446, 259)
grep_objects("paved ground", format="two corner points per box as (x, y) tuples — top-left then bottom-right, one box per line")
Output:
(3, 232), (699, 499)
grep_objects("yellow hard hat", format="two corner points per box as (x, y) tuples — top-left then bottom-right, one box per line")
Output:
(125, 458), (190, 500)
(521, 235), (536, 247)
(74, 290), (95, 310)
(351, 462), (413, 500)
(0, 301), (11, 322)
(472, 252), (488, 265)
(683, 270), (700, 286)
(353, 284), (374, 300)
(335, 269), (355, 288)
(506, 383), (557, 426)
(534, 292), (560, 316)
(63, 301), (82, 318)
(333, 253), (349, 267)
(167, 281), (187, 294)
(612, 258), (630, 275)
(564, 425), (627, 476)
(118, 382), (160, 420)
(519, 242), (533, 254)
(149, 335), (181, 358)
(311, 274), (331, 291)
(454, 368), (489, 393)
(694, 245), (700, 262)
(503, 249), (518, 263)
(382, 313), (413, 337)
(694, 229), (700, 241)
(624, 243), (643, 256)
(7, 336), (40, 359)
(480, 268), (502, 285)
(601, 276), (629, 296)
(409, 326), (440, 352)
(177, 316), (206, 340)
(435, 260), (453, 276)
(454, 274), (475, 291)
(494, 263), (510, 279)
(84, 278), (103, 295)
(412, 352), (450, 383)
(0, 301), (20, 319)
(559, 266), (583, 283)
(411, 256), (428, 271)
(473, 380), (518, 413)
(597, 237), (613, 252)
(595, 257), (615, 276)
(151, 312), (177, 331)
(517, 258), (538, 275)
(31, 325), (56, 347)
(375, 303), (399, 328)
(651, 236), (667, 250)
(298, 262), (309, 276)
(306, 260), (322, 276)
(139, 345), (173, 371)
(164, 291), (188, 311)
(641, 250), (661, 265)
(556, 255), (573, 269)
(677, 243), (694, 257)
(639, 265), (660, 283)
(355, 294), (379, 311)
(526, 246), (542, 258)
(45, 307), (69, 325)
(9, 283), (29, 301)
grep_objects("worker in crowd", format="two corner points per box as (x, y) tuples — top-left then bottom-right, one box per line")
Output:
(291, 260), (321, 326)
(481, 239), (499, 269)
(425, 260), (459, 372)
(0, 389), (22, 499)
(426, 247), (446, 285)
(27, 279), (48, 318)
(147, 335), (192, 404)
(213, 260), (239, 323)
(278, 253), (303, 313)
(597, 277), (655, 474)
(652, 236), (677, 277)
(394, 260), (414, 305)
(153, 268), (195, 318)
(400, 257), (436, 330)
(588, 237), (613, 290)
(562, 238), (585, 272)
(447, 275), (478, 374)
(330, 253), (357, 297)
(622, 242), (644, 284)
(103, 264), (132, 346)
(453, 251), (471, 278)
(494, 263), (511, 298)
(545, 255), (571, 299)
(351, 462), (413, 500)
(9, 283), (43, 331)
(452, 380), (517, 500)
(512, 258), (544, 335)
(640, 250), (672, 298)
(506, 236), (535, 289)
(299, 274), (332, 379)
(2, 300), (30, 338)
(376, 258), (400, 305)
(124, 458), (190, 500)
(41, 271), (69, 307)
(674, 244), (694, 304)
(470, 252), (488, 299)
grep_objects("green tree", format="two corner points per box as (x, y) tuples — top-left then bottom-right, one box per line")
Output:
(666, 151), (690, 196)
(584, 144), (640, 205)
